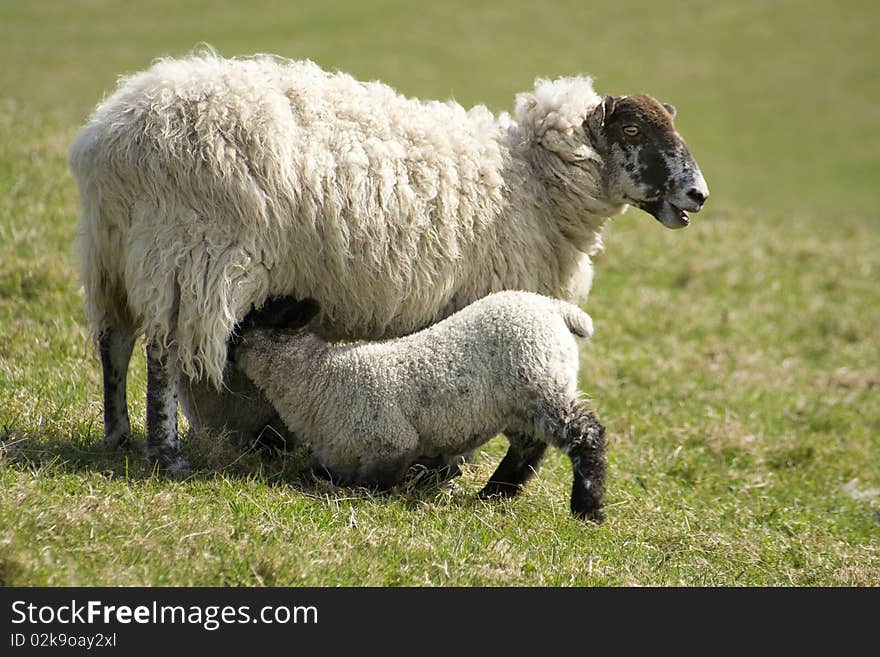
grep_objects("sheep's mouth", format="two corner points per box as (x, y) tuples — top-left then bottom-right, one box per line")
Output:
(638, 198), (691, 230)
(662, 202), (690, 228)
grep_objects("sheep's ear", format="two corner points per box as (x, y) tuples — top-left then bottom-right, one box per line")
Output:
(601, 95), (616, 122)
(585, 95), (615, 135)
(662, 102), (676, 119)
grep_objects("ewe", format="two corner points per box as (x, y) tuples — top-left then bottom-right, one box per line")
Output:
(69, 53), (707, 471)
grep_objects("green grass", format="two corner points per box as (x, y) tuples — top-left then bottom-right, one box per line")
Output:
(1, 0), (878, 586)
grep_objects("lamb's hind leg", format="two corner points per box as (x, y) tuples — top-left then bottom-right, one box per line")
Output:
(145, 341), (190, 475)
(98, 327), (135, 448)
(479, 433), (547, 499)
(560, 404), (607, 523)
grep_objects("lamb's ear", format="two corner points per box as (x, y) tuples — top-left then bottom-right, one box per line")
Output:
(275, 297), (320, 329)
(241, 296), (320, 331)
(662, 102), (676, 119)
(298, 298), (321, 326)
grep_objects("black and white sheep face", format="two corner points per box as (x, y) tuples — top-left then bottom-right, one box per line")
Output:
(585, 94), (709, 229)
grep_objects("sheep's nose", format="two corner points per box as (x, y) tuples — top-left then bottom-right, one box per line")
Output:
(686, 187), (708, 208)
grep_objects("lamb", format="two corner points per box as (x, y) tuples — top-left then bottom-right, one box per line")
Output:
(230, 291), (608, 521)
(69, 51), (708, 472)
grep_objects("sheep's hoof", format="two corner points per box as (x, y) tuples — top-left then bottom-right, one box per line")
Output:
(147, 447), (191, 478)
(164, 455), (192, 478)
(103, 423), (131, 449)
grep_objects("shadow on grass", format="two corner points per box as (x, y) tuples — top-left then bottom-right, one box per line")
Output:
(0, 424), (479, 510)
(0, 545), (24, 587)
(1, 423), (290, 482)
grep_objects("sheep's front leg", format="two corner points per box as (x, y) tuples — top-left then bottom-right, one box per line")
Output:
(564, 408), (607, 523)
(145, 341), (190, 475)
(479, 433), (547, 499)
(98, 327), (134, 448)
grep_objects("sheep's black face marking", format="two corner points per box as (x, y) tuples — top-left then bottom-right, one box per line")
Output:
(586, 94), (709, 229)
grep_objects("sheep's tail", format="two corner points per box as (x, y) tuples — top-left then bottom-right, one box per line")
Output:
(72, 150), (248, 389)
(555, 300), (594, 340)
(77, 221), (133, 338)
(71, 138), (135, 339)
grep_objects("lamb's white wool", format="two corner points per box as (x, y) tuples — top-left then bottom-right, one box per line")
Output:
(70, 52), (624, 387)
(234, 291), (603, 504)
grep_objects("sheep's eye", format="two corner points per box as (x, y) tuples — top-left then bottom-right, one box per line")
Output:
(623, 125), (639, 137)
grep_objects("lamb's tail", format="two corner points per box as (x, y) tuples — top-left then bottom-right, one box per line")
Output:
(555, 300), (594, 340)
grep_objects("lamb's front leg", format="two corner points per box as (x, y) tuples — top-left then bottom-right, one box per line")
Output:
(411, 452), (472, 483)
(351, 419), (419, 491)
(479, 433), (548, 499)
(357, 455), (416, 491)
(146, 341), (190, 475)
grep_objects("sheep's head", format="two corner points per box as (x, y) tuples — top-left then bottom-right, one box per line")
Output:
(584, 94), (709, 228)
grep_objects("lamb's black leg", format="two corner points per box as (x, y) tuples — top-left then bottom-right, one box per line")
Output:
(98, 327), (134, 448)
(145, 341), (189, 475)
(564, 408), (607, 523)
(479, 433), (548, 499)
(357, 455), (414, 492)
(411, 453), (470, 484)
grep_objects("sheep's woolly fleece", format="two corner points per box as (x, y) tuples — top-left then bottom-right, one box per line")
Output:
(70, 52), (624, 387)
(235, 291), (595, 484)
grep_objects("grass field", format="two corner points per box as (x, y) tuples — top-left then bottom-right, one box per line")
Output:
(1, 0), (878, 586)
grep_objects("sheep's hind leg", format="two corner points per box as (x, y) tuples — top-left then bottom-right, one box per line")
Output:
(563, 406), (607, 523)
(145, 341), (190, 475)
(98, 327), (135, 448)
(479, 433), (548, 499)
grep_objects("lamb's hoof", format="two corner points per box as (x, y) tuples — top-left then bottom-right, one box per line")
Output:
(478, 480), (520, 500)
(445, 479), (465, 496)
(570, 501), (604, 524)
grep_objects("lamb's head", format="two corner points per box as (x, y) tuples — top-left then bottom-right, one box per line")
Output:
(227, 296), (320, 360)
(584, 93), (709, 229)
